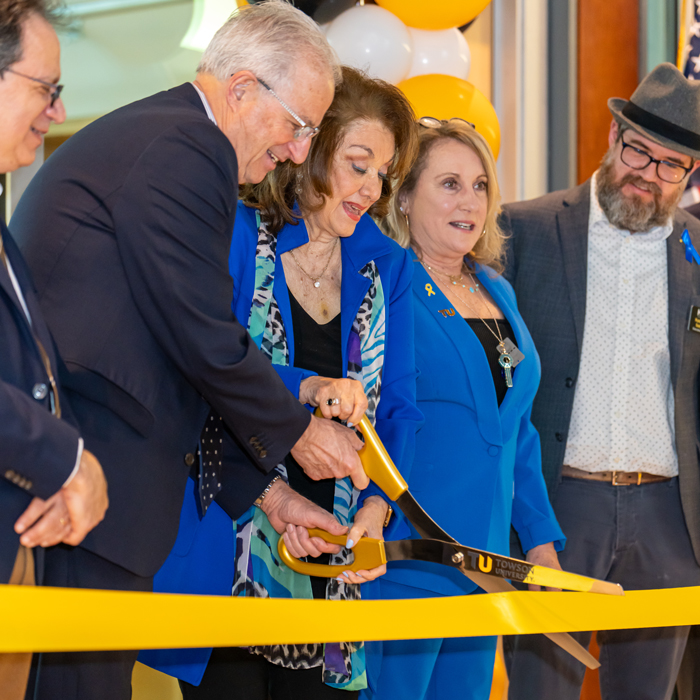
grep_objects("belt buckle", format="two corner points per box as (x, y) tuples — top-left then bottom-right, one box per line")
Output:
(611, 471), (642, 486)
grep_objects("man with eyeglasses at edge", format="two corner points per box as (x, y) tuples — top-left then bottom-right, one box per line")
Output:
(9, 2), (372, 699)
(0, 1), (109, 698)
(502, 63), (700, 700)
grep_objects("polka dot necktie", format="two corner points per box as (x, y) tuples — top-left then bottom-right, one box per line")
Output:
(198, 411), (223, 515)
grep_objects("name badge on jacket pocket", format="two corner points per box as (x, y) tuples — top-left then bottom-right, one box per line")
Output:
(688, 305), (700, 334)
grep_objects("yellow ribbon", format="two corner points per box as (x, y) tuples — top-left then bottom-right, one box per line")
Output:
(2, 584), (700, 653)
(425, 283), (435, 296)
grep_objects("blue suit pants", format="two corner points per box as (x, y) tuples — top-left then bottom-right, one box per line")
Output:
(362, 579), (496, 700)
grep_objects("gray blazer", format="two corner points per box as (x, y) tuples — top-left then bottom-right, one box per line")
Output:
(501, 180), (700, 563)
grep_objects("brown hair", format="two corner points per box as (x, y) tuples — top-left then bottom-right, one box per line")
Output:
(0, 0), (60, 75)
(384, 120), (506, 274)
(241, 65), (418, 234)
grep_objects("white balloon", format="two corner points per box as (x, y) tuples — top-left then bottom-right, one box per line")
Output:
(326, 5), (412, 85)
(406, 27), (471, 81)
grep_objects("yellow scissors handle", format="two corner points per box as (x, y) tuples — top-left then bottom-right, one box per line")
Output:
(279, 411), (405, 577)
(312, 409), (408, 501)
(355, 415), (408, 501)
(277, 529), (387, 577)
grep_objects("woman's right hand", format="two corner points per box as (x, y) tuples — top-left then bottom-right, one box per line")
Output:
(299, 376), (368, 425)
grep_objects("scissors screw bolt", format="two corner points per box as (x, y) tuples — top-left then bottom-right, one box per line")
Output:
(452, 552), (464, 564)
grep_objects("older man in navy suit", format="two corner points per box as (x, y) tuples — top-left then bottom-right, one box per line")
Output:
(10, 2), (370, 699)
(0, 1), (108, 697)
(503, 64), (700, 700)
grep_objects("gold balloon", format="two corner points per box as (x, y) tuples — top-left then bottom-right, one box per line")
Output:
(376, 0), (492, 31)
(397, 74), (500, 158)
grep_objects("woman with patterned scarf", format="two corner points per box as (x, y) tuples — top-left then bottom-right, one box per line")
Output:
(141, 66), (422, 699)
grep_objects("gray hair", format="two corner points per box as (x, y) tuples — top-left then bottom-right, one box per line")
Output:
(198, 0), (341, 89)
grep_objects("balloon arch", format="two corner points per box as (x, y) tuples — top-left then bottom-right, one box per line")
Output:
(274, 0), (500, 157)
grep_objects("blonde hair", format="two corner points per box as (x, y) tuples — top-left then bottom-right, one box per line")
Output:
(384, 120), (506, 274)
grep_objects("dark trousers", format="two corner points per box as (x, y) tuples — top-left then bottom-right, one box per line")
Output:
(179, 646), (360, 700)
(505, 476), (700, 700)
(35, 544), (152, 700)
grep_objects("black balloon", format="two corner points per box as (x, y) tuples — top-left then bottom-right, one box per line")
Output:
(313, 0), (358, 24)
(247, 0), (376, 24)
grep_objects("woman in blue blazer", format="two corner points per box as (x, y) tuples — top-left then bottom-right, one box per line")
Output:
(139, 67), (422, 699)
(362, 120), (566, 700)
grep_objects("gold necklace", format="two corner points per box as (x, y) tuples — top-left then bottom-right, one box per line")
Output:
(289, 238), (338, 288)
(421, 261), (480, 292)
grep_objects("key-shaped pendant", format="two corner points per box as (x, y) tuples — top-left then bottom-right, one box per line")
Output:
(498, 352), (514, 388)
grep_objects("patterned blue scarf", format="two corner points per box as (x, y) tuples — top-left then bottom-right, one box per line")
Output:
(231, 212), (386, 690)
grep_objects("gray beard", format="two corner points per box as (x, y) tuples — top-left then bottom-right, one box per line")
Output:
(596, 149), (682, 233)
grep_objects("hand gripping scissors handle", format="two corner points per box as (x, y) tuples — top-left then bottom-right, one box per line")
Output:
(278, 414), (623, 668)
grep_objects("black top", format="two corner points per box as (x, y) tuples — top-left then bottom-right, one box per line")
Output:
(464, 318), (514, 406)
(286, 291), (342, 596)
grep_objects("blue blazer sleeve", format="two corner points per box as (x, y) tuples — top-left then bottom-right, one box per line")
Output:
(511, 404), (566, 553)
(357, 246), (422, 541)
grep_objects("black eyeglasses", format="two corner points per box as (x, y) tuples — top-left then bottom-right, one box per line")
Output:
(256, 77), (319, 141)
(6, 68), (63, 107)
(418, 116), (476, 130)
(619, 135), (693, 184)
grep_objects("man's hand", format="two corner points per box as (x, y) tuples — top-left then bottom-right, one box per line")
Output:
(290, 415), (368, 489)
(61, 449), (108, 546)
(526, 541), (562, 592)
(262, 479), (347, 558)
(15, 449), (108, 549)
(15, 491), (71, 548)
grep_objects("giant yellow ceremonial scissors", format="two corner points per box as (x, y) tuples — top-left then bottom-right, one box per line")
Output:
(279, 414), (625, 668)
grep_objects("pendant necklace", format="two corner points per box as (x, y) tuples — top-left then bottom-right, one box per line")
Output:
(448, 272), (520, 388)
(289, 238), (338, 288)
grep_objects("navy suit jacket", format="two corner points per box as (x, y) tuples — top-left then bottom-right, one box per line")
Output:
(11, 83), (312, 578)
(501, 181), (700, 564)
(0, 223), (79, 582)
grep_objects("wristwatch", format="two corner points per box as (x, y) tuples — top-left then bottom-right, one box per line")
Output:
(383, 504), (393, 528)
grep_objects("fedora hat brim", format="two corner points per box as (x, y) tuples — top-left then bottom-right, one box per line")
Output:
(608, 97), (700, 161)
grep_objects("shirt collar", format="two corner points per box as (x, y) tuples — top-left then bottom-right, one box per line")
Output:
(589, 170), (673, 242)
(191, 82), (217, 126)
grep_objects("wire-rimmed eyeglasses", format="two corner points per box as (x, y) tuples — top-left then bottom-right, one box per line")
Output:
(619, 135), (693, 184)
(418, 116), (476, 130)
(5, 68), (63, 107)
(257, 77), (319, 142)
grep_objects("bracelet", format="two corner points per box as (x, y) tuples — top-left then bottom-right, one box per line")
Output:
(383, 504), (393, 529)
(254, 475), (282, 508)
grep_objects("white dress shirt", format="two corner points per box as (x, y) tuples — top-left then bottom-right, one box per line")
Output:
(191, 83), (218, 125)
(563, 171), (678, 476)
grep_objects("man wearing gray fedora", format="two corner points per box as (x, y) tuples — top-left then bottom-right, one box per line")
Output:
(502, 63), (700, 700)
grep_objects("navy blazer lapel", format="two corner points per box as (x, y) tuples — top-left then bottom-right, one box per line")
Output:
(0, 224), (57, 359)
(412, 257), (502, 445)
(667, 215), (695, 390)
(0, 223), (31, 322)
(556, 182), (591, 356)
